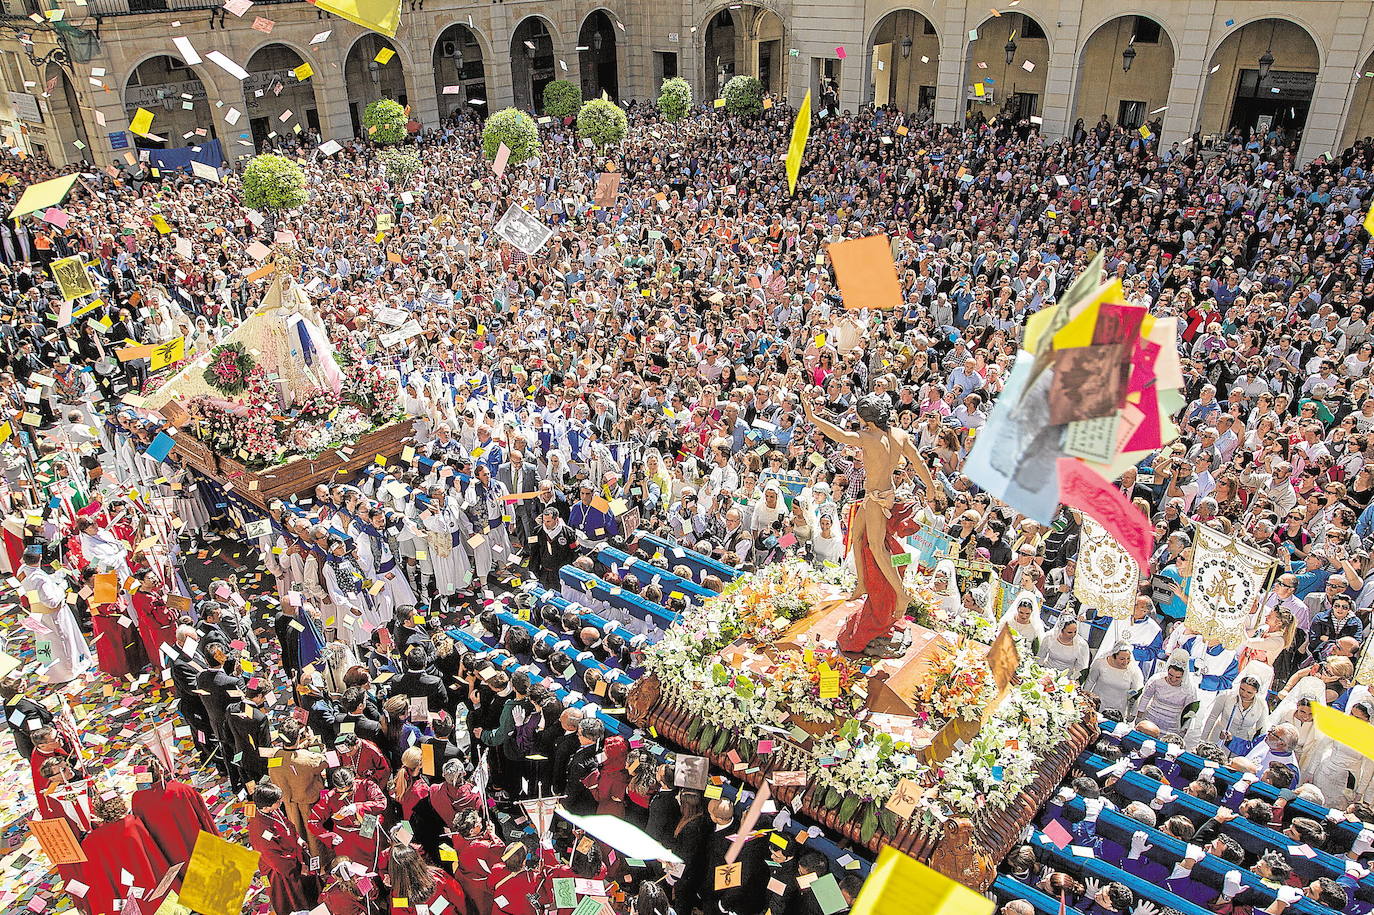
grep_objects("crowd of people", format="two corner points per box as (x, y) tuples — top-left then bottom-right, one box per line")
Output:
(0, 84), (1371, 915)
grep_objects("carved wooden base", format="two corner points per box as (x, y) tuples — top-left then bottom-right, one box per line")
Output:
(171, 419), (415, 509)
(627, 671), (1098, 892)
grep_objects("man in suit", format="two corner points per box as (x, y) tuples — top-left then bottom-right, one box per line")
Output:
(703, 798), (769, 915)
(390, 645), (449, 715)
(528, 506), (580, 589)
(194, 639), (246, 789)
(496, 449), (539, 499)
(168, 626), (212, 761)
(563, 716), (602, 815)
(338, 687), (385, 745)
(517, 479), (567, 550)
(225, 680), (273, 788)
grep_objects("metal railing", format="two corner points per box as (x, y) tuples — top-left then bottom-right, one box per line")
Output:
(87, 0), (299, 16)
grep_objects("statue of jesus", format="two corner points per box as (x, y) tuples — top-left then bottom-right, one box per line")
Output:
(803, 391), (935, 657)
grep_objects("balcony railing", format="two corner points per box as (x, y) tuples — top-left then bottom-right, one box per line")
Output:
(87, 0), (298, 16)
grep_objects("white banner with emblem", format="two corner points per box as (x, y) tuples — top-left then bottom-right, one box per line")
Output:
(1074, 515), (1137, 620)
(1186, 523), (1276, 649)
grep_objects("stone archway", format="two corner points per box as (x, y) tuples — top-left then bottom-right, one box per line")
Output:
(867, 8), (940, 114)
(433, 23), (488, 120)
(578, 9), (619, 101)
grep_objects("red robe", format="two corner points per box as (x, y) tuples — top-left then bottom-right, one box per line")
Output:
(132, 779), (219, 866)
(489, 866), (540, 915)
(319, 880), (372, 915)
(131, 588), (176, 669)
(429, 781), (482, 826)
(397, 777), (432, 820)
(80, 815), (171, 915)
(91, 605), (142, 679)
(341, 740), (392, 792)
(308, 780), (386, 867)
(837, 498), (919, 653)
(392, 871), (467, 915)
(454, 832), (504, 915)
(247, 809), (314, 915)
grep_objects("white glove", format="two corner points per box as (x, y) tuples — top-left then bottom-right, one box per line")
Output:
(1111, 720), (1132, 738)
(1084, 878), (1103, 901)
(1055, 787), (1078, 805)
(332, 835), (343, 846)
(1230, 773), (1256, 796)
(772, 810), (792, 832)
(1277, 886), (1304, 904)
(1222, 870), (1243, 900)
(1185, 843), (1205, 862)
(1199, 766), (1216, 783)
(1346, 860), (1370, 880)
(1133, 902), (1160, 915)
(1150, 785), (1176, 809)
(1084, 797), (1105, 823)
(1353, 828), (1374, 856)
(1165, 742), (1184, 760)
(1324, 808), (1347, 824)
(1128, 830), (1153, 861)
(1137, 739), (1159, 758)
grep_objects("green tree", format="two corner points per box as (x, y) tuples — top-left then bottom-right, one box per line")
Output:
(481, 107), (540, 164)
(239, 154), (307, 213)
(577, 98), (628, 148)
(542, 79), (582, 120)
(362, 98), (407, 145)
(379, 147), (422, 186)
(657, 76), (693, 122)
(723, 75), (763, 116)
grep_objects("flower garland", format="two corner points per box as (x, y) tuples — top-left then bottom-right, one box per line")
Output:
(912, 639), (1000, 723)
(202, 342), (255, 395)
(343, 361), (401, 417)
(772, 649), (866, 724)
(296, 388), (337, 419)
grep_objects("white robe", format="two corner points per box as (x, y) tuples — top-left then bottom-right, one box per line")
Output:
(1085, 658), (1144, 719)
(21, 566), (92, 683)
(420, 500), (472, 596)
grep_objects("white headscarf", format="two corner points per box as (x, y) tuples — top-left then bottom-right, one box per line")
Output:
(999, 592), (1045, 646)
(932, 559), (962, 617)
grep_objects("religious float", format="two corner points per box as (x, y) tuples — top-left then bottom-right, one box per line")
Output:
(627, 559), (1098, 891)
(135, 261), (412, 509)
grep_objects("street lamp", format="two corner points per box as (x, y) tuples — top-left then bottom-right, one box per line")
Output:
(1121, 43), (1136, 72)
(900, 35), (912, 59)
(592, 29), (603, 52)
(367, 59), (380, 83)
(1004, 35), (1017, 65)
(1258, 21), (1276, 81)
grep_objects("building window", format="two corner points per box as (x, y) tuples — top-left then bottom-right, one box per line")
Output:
(923, 17), (937, 35)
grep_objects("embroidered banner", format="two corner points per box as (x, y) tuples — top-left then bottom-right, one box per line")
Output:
(1187, 523), (1276, 649)
(1074, 516), (1137, 620)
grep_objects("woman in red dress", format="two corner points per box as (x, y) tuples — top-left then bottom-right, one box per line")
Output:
(130, 568), (177, 669)
(80, 566), (142, 679)
(319, 857), (375, 915)
(386, 844), (467, 915)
